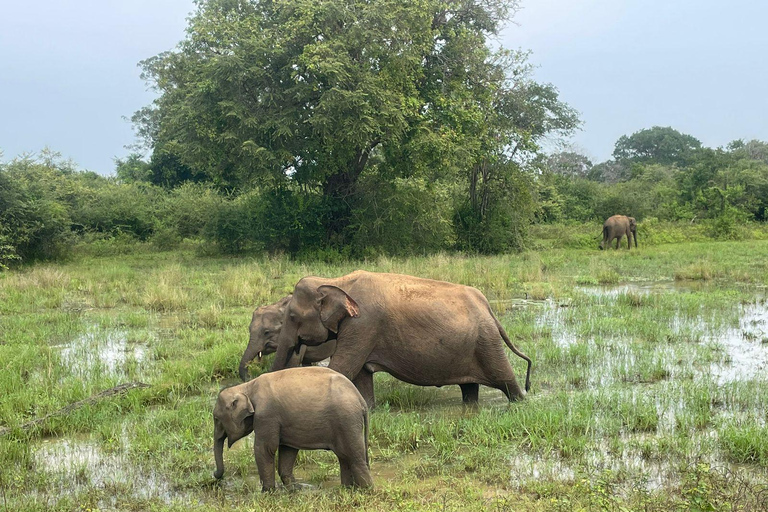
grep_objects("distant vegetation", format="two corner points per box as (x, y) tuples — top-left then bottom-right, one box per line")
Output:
(2, 128), (767, 268)
(1, 0), (767, 267)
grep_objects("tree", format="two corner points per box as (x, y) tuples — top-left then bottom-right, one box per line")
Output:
(115, 153), (152, 183)
(727, 139), (768, 164)
(135, 0), (577, 249)
(613, 126), (702, 166)
(544, 151), (593, 178)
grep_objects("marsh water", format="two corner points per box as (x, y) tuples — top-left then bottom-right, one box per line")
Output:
(31, 280), (768, 504)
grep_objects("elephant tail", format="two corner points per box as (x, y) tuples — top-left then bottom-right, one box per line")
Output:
(494, 316), (532, 393)
(363, 408), (370, 467)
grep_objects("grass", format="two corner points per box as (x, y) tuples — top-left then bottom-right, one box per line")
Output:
(0, 239), (767, 510)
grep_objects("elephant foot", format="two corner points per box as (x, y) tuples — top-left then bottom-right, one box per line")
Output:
(286, 482), (316, 492)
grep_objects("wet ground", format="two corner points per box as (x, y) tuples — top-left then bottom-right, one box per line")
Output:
(34, 434), (179, 506)
(28, 281), (768, 503)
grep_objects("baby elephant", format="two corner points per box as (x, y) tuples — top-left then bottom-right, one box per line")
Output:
(213, 366), (373, 491)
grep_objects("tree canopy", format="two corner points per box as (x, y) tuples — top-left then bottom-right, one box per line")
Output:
(612, 126), (702, 166)
(134, 0), (578, 249)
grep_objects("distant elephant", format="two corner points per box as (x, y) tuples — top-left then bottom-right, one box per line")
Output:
(239, 295), (338, 381)
(213, 367), (373, 491)
(270, 271), (532, 407)
(600, 215), (637, 250)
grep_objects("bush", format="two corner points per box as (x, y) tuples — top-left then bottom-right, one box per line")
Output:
(0, 157), (74, 262)
(349, 176), (455, 257)
(72, 182), (161, 240)
(203, 187), (325, 255)
(157, 183), (222, 239)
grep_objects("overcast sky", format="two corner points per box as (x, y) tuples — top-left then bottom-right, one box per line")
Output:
(2, 0), (767, 173)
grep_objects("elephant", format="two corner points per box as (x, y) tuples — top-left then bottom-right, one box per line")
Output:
(239, 295), (338, 381)
(600, 215), (637, 250)
(213, 366), (373, 491)
(270, 270), (532, 408)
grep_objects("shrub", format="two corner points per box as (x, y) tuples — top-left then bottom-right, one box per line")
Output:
(349, 176), (455, 256)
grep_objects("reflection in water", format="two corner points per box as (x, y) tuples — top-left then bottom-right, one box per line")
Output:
(35, 436), (180, 505)
(53, 328), (150, 381)
(711, 300), (768, 383)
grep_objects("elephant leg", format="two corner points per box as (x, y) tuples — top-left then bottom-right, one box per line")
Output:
(338, 457), (354, 486)
(626, 230), (632, 249)
(614, 236), (620, 249)
(350, 458), (374, 488)
(329, 347), (372, 400)
(278, 445), (299, 488)
(254, 436), (279, 492)
(477, 346), (526, 402)
(352, 369), (375, 409)
(460, 383), (479, 404)
(496, 380), (526, 402)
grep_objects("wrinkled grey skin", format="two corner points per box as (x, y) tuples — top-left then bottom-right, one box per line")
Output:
(600, 215), (637, 250)
(239, 295), (338, 381)
(213, 367), (373, 491)
(270, 271), (532, 408)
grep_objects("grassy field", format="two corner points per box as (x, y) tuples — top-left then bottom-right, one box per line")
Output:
(1, 240), (768, 511)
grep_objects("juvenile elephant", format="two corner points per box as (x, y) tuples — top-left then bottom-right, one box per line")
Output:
(213, 366), (373, 491)
(270, 271), (532, 407)
(239, 295), (337, 381)
(600, 215), (637, 250)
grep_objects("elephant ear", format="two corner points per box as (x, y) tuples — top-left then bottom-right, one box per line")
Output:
(232, 393), (255, 421)
(276, 294), (293, 311)
(317, 285), (360, 334)
(629, 217), (637, 229)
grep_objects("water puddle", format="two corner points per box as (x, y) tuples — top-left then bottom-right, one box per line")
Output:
(711, 300), (768, 383)
(509, 452), (575, 487)
(52, 328), (151, 381)
(576, 281), (698, 298)
(35, 435), (181, 506)
(535, 301), (579, 348)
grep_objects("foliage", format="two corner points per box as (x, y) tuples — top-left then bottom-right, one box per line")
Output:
(454, 163), (536, 253)
(539, 133), (768, 231)
(0, 152), (75, 261)
(544, 151), (593, 178)
(114, 153), (152, 183)
(349, 175), (456, 257)
(134, 0), (576, 250)
(612, 125), (702, 166)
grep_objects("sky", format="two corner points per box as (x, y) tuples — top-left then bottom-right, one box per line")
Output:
(1, 0), (767, 173)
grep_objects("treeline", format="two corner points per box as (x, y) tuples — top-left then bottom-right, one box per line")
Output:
(0, 149), (534, 266)
(539, 127), (768, 238)
(3, 0), (767, 267)
(2, 127), (766, 269)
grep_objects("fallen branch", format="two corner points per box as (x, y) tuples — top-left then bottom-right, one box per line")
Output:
(0, 382), (149, 437)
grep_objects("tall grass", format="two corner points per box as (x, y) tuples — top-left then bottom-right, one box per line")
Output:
(1, 241), (768, 511)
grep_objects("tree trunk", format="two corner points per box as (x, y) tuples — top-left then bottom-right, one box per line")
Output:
(322, 144), (377, 243)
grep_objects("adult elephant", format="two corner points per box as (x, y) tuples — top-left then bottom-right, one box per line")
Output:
(239, 295), (337, 381)
(600, 215), (637, 250)
(270, 271), (532, 407)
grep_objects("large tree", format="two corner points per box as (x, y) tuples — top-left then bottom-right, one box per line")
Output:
(135, 0), (577, 247)
(612, 126), (702, 166)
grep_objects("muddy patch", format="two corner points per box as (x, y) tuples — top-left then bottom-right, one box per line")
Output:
(35, 435), (181, 505)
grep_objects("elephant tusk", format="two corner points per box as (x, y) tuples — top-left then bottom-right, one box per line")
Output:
(257, 351), (262, 360)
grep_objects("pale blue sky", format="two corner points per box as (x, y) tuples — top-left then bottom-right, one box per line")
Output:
(2, 0), (766, 173)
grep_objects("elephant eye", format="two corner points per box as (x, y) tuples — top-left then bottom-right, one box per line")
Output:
(263, 330), (270, 336)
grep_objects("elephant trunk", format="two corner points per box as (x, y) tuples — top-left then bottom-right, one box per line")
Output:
(239, 337), (263, 381)
(270, 321), (299, 372)
(633, 230), (638, 248)
(213, 421), (226, 479)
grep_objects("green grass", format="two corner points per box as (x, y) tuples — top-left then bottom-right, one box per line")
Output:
(1, 240), (767, 510)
